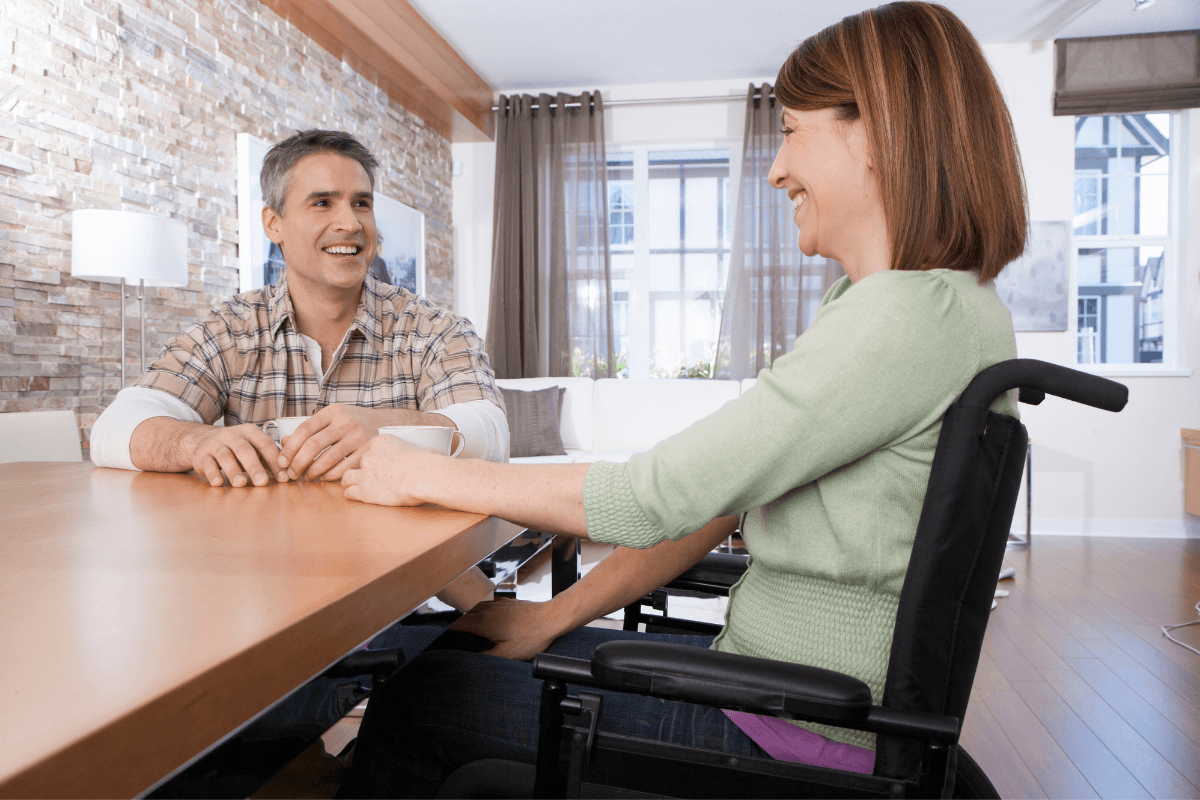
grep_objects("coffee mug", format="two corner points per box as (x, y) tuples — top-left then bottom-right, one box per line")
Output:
(262, 416), (310, 444)
(378, 425), (466, 458)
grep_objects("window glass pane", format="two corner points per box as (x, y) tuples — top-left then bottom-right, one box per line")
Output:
(684, 294), (721, 368)
(648, 177), (680, 249)
(607, 155), (635, 249)
(1075, 246), (1165, 364)
(1138, 173), (1169, 236)
(684, 176), (719, 249)
(648, 252), (680, 292)
(1074, 173), (1100, 236)
(1105, 295), (1134, 363)
(651, 296), (681, 374)
(1074, 113), (1170, 236)
(1078, 297), (1099, 363)
(684, 252), (719, 292)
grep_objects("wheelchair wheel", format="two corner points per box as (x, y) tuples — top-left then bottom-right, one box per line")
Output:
(954, 747), (1000, 799)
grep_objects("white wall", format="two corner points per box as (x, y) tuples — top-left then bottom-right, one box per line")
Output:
(453, 54), (1200, 537)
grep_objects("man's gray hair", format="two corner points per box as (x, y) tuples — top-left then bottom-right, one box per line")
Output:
(260, 130), (379, 215)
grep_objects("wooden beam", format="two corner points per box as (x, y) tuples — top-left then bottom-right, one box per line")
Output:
(258, 0), (495, 142)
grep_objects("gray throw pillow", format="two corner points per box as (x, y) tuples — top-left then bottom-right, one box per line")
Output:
(500, 386), (567, 458)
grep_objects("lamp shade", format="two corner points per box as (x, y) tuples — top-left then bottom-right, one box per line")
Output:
(70, 209), (188, 287)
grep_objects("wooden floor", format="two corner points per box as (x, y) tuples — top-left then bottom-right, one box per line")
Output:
(261, 536), (1200, 799)
(964, 537), (1200, 799)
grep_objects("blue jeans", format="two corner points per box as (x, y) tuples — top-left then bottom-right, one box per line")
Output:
(340, 626), (768, 798)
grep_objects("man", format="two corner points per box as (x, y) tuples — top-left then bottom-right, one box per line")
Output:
(88, 131), (506, 774)
(92, 129), (508, 482)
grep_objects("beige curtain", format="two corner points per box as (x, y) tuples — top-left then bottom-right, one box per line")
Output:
(486, 92), (614, 379)
(714, 84), (842, 380)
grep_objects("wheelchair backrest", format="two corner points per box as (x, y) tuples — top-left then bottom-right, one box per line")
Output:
(875, 359), (1127, 779)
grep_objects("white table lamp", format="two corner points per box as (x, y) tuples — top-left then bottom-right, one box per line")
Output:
(70, 210), (189, 387)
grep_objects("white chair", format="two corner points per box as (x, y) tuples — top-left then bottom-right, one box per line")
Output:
(0, 410), (83, 464)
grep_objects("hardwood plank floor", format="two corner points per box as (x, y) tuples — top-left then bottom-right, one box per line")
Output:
(963, 537), (1200, 799)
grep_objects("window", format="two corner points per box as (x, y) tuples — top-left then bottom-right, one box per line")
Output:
(1073, 113), (1181, 368)
(605, 148), (731, 378)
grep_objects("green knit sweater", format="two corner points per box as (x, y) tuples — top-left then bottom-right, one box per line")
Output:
(583, 269), (1018, 749)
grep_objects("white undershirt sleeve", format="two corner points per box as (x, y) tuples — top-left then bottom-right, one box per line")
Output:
(433, 399), (510, 463)
(90, 387), (205, 471)
(300, 332), (506, 462)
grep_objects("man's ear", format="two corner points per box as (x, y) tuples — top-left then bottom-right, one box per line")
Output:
(262, 205), (284, 244)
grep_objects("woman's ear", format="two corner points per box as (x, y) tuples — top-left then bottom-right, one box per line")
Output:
(846, 117), (873, 171)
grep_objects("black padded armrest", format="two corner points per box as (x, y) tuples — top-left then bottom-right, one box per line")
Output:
(664, 552), (748, 595)
(534, 641), (871, 725)
(681, 552), (748, 584)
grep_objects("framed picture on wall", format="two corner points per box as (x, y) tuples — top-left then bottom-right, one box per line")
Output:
(370, 194), (425, 297)
(236, 132), (272, 294)
(994, 220), (1070, 332)
(236, 133), (425, 296)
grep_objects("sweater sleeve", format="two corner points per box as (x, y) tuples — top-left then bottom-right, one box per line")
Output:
(584, 271), (985, 549)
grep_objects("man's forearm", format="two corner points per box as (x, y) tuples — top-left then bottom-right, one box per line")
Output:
(547, 516), (738, 634)
(128, 416), (214, 472)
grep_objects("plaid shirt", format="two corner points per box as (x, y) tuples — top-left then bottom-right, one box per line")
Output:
(136, 273), (503, 425)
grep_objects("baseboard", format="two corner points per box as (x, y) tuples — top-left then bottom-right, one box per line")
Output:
(1011, 517), (1200, 538)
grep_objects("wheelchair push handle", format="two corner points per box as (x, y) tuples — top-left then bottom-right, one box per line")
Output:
(959, 358), (1127, 413)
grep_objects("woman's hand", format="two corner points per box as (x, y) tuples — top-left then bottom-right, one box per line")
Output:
(342, 433), (437, 506)
(450, 598), (563, 661)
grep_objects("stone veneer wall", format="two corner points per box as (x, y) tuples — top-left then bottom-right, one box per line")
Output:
(0, 0), (455, 456)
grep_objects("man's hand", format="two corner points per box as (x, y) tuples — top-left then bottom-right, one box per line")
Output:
(277, 404), (386, 482)
(341, 433), (436, 506)
(278, 404), (455, 482)
(185, 423), (283, 488)
(450, 598), (563, 661)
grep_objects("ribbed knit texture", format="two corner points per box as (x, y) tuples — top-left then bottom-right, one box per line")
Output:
(584, 269), (1018, 751)
(719, 570), (898, 748)
(583, 461), (665, 546)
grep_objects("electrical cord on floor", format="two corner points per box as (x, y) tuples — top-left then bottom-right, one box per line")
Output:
(1162, 600), (1200, 657)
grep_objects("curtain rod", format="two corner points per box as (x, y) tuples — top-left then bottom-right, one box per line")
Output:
(491, 92), (773, 112)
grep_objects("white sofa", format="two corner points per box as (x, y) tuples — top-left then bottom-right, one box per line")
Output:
(496, 377), (758, 464)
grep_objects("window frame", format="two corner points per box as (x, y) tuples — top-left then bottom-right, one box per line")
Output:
(1072, 111), (1190, 377)
(606, 142), (736, 379)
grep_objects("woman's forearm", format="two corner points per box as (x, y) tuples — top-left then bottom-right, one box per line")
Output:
(413, 458), (591, 536)
(344, 436), (594, 536)
(548, 516), (738, 633)
(451, 516), (739, 660)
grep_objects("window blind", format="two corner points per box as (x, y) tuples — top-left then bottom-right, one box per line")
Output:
(1054, 30), (1200, 116)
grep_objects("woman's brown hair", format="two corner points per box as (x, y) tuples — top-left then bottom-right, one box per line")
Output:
(775, 2), (1027, 281)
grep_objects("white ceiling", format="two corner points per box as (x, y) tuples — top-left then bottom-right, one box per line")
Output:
(407, 0), (1200, 92)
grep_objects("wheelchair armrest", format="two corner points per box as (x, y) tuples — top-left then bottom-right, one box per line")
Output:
(665, 552), (748, 595)
(534, 640), (871, 726)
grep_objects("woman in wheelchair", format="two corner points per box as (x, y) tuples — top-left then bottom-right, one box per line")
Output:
(339, 2), (1027, 796)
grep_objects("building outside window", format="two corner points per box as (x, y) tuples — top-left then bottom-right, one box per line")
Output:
(1073, 113), (1179, 367)
(603, 148), (731, 379)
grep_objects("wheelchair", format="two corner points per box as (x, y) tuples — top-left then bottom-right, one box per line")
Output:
(437, 359), (1127, 799)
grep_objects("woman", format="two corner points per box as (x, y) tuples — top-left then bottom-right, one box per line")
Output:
(339, 2), (1026, 795)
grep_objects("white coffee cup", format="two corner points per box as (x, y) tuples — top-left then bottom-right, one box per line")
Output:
(262, 416), (310, 444)
(378, 425), (466, 458)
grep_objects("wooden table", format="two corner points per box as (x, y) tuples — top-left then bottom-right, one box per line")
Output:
(0, 462), (521, 798)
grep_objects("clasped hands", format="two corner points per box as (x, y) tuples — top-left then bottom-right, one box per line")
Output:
(187, 404), (426, 488)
